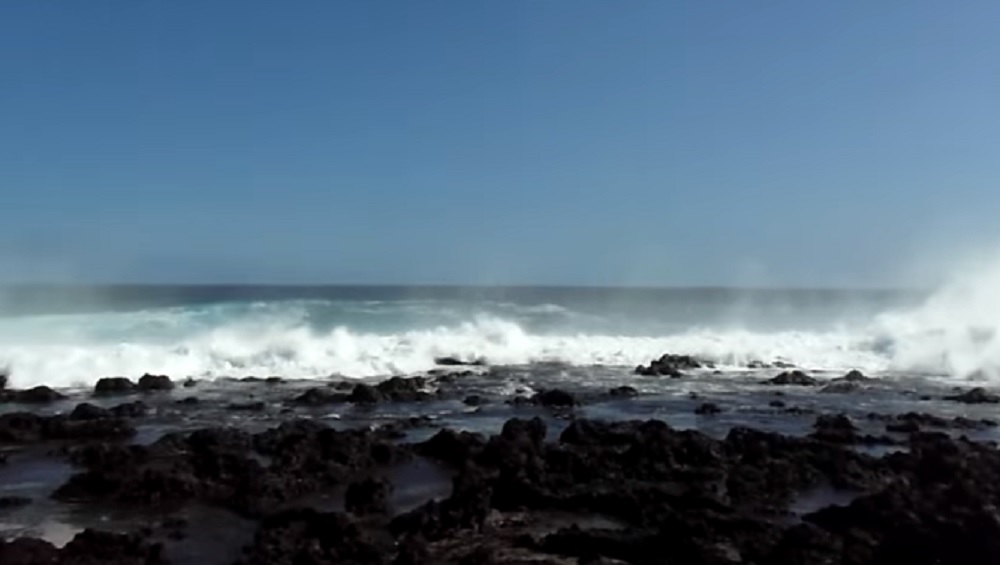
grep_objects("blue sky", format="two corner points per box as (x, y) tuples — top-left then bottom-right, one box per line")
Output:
(2, 1), (999, 287)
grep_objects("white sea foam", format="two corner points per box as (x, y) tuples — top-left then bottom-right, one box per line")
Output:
(5, 261), (1000, 389)
(0, 311), (879, 389)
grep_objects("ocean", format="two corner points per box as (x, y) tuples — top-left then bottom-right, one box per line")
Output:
(1, 282), (994, 390)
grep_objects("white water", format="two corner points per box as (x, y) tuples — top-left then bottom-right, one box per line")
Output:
(2, 264), (1000, 388)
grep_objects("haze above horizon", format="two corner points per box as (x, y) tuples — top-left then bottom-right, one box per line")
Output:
(3, 1), (1000, 288)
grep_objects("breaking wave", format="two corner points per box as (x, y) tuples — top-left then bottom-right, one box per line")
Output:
(3, 263), (1000, 389)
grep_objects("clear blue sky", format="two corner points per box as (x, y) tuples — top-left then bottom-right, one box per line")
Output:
(2, 1), (999, 287)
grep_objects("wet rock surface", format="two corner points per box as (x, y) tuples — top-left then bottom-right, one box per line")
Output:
(0, 529), (165, 565)
(945, 387), (1000, 404)
(3, 372), (1000, 564)
(634, 354), (705, 377)
(0, 385), (66, 404)
(96, 377), (139, 396)
(54, 419), (410, 517)
(766, 370), (819, 386)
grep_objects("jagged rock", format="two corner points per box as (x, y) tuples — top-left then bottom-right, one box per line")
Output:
(767, 371), (818, 386)
(635, 353), (704, 377)
(235, 509), (389, 565)
(944, 387), (1000, 404)
(839, 369), (871, 382)
(55, 420), (407, 517)
(0, 529), (164, 565)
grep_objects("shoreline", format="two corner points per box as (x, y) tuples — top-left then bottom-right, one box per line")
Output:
(1, 365), (999, 563)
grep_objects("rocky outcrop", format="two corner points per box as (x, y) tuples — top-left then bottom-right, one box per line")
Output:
(0, 385), (65, 403)
(944, 387), (1000, 404)
(136, 374), (174, 392)
(767, 370), (819, 386)
(634, 354), (705, 377)
(54, 419), (409, 517)
(0, 529), (164, 565)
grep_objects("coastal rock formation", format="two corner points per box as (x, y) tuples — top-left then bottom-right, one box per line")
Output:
(767, 370), (819, 386)
(95, 377), (138, 396)
(0, 529), (164, 565)
(0, 385), (65, 403)
(54, 419), (409, 517)
(634, 354), (705, 377)
(137, 374), (174, 392)
(944, 387), (1000, 404)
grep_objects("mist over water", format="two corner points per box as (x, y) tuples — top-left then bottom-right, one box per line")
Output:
(0, 277), (993, 389)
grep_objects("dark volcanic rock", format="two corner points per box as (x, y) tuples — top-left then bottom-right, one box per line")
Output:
(532, 389), (577, 408)
(820, 381), (861, 394)
(137, 374), (174, 392)
(2, 385), (65, 403)
(463, 394), (487, 406)
(111, 401), (149, 418)
(767, 370), (818, 386)
(873, 411), (998, 434)
(227, 401), (266, 412)
(945, 387), (1000, 404)
(63, 529), (165, 564)
(416, 429), (486, 466)
(695, 402), (722, 415)
(235, 509), (389, 565)
(95, 377), (137, 396)
(801, 433), (1000, 564)
(839, 369), (871, 382)
(0, 371), (7, 390)
(71, 403), (112, 420)
(608, 386), (638, 398)
(56, 419), (407, 517)
(634, 353), (704, 377)
(348, 377), (430, 404)
(350, 383), (383, 404)
(435, 356), (486, 366)
(810, 414), (860, 444)
(0, 537), (59, 565)
(0, 412), (135, 443)
(72, 401), (146, 420)
(0, 529), (164, 565)
(345, 477), (393, 516)
(376, 376), (429, 402)
(293, 387), (348, 406)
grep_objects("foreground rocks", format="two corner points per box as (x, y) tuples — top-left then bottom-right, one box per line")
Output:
(54, 419), (409, 517)
(0, 529), (164, 565)
(4, 388), (1000, 563)
(0, 401), (145, 444)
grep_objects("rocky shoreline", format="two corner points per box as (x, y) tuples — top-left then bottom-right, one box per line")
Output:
(2, 365), (1000, 564)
